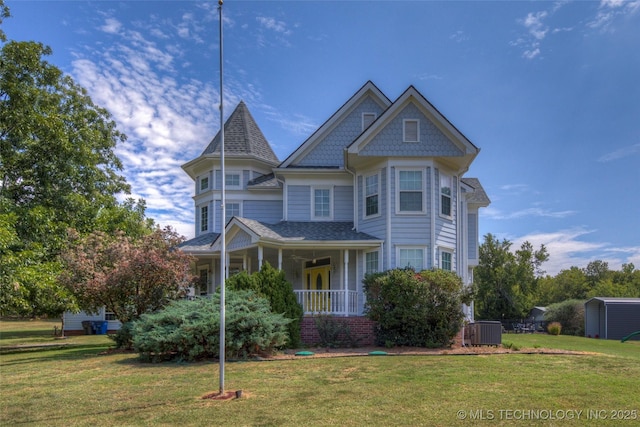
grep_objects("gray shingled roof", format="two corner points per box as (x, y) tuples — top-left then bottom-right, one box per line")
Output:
(461, 177), (491, 206)
(177, 232), (218, 252)
(201, 101), (279, 165)
(234, 218), (380, 242)
(247, 172), (281, 189)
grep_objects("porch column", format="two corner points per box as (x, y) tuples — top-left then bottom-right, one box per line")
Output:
(242, 254), (247, 271)
(343, 249), (349, 316)
(278, 248), (283, 270)
(258, 245), (263, 269)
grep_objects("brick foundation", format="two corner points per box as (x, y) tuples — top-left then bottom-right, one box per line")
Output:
(300, 316), (377, 347)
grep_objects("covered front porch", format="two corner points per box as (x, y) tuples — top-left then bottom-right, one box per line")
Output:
(199, 218), (383, 316)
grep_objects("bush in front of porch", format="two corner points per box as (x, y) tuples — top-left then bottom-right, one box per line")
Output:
(364, 269), (473, 348)
(226, 262), (303, 348)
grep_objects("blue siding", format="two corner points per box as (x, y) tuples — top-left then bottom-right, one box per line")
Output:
(287, 185), (311, 221)
(358, 168), (387, 240)
(244, 200), (283, 224)
(388, 166), (432, 269)
(334, 185), (354, 221)
(296, 96), (385, 167)
(360, 104), (464, 157)
(467, 213), (478, 259)
(435, 170), (457, 270)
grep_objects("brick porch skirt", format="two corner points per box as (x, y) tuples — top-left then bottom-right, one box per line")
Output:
(300, 316), (377, 346)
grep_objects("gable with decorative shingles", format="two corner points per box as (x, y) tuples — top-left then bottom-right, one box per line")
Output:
(359, 103), (464, 158)
(295, 96), (387, 167)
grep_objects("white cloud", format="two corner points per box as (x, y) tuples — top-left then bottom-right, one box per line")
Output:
(485, 207), (577, 220)
(523, 11), (549, 40)
(449, 30), (468, 43)
(256, 16), (292, 35)
(100, 18), (122, 35)
(509, 228), (640, 275)
(598, 143), (640, 162)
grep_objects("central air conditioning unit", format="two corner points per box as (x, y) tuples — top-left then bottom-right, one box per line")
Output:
(469, 321), (502, 346)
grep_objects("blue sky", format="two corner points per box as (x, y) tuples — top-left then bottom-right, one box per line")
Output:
(3, 0), (639, 275)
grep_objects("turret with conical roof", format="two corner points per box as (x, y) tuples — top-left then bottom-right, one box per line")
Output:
(201, 101), (279, 163)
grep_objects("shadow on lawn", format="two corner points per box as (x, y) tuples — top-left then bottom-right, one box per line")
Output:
(10, 400), (195, 426)
(0, 343), (113, 366)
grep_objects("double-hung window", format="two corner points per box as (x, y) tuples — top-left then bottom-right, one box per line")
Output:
(364, 173), (379, 217)
(398, 170), (423, 212)
(313, 188), (331, 219)
(225, 203), (240, 223)
(365, 250), (379, 274)
(440, 173), (452, 217)
(199, 176), (209, 192)
(441, 250), (452, 271)
(225, 173), (241, 189)
(200, 205), (208, 232)
(398, 247), (425, 271)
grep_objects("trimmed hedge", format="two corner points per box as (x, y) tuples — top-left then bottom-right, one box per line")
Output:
(131, 289), (290, 362)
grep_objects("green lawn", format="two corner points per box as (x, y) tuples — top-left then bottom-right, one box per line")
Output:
(1, 320), (639, 426)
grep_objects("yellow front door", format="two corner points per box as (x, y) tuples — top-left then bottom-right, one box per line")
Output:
(305, 265), (330, 312)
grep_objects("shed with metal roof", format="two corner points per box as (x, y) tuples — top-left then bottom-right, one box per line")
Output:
(584, 297), (640, 340)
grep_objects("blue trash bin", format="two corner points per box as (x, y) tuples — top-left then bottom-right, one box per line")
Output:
(92, 320), (108, 335)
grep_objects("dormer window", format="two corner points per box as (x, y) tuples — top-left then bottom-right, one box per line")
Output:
(362, 113), (376, 131)
(403, 119), (419, 142)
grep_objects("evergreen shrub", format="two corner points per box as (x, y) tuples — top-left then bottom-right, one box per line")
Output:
(226, 262), (303, 348)
(131, 289), (290, 362)
(363, 268), (472, 348)
(544, 299), (585, 336)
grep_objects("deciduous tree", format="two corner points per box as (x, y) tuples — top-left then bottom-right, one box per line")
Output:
(474, 234), (548, 320)
(59, 227), (196, 323)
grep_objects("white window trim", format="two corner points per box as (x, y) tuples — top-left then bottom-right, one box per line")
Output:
(439, 247), (454, 272)
(197, 266), (209, 295)
(200, 205), (209, 232)
(311, 186), (333, 220)
(225, 202), (242, 223)
(395, 168), (426, 214)
(439, 171), (453, 220)
(224, 171), (242, 190)
(363, 172), (381, 219)
(403, 119), (420, 143)
(364, 249), (380, 274)
(396, 246), (427, 271)
(199, 175), (209, 193)
(362, 112), (377, 131)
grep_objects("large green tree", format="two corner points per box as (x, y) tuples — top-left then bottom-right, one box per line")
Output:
(474, 233), (548, 320)
(0, 6), (144, 317)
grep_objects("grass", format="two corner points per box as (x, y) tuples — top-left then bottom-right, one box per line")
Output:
(2, 320), (640, 426)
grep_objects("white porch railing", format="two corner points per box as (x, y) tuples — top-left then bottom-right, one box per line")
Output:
(295, 290), (360, 316)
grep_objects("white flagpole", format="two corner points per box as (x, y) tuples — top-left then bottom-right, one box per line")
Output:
(218, 0), (226, 395)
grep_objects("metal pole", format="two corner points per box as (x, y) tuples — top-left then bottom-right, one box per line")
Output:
(218, 0), (226, 395)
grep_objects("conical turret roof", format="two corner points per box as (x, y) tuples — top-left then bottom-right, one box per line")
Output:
(201, 101), (279, 165)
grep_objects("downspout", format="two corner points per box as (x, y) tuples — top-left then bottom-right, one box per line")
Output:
(387, 162), (392, 269)
(430, 166), (436, 269)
